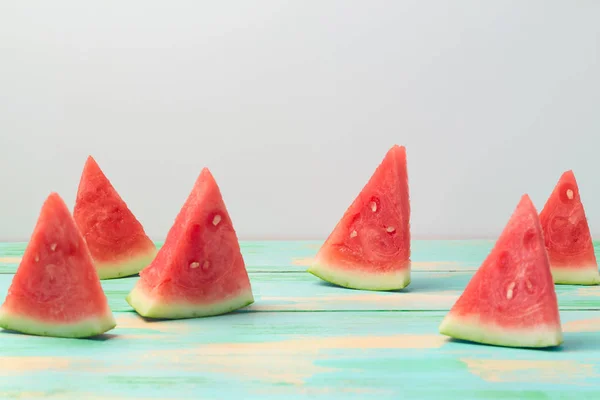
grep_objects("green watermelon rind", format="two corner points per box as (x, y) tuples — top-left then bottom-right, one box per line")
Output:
(94, 249), (158, 280)
(439, 314), (563, 348)
(126, 283), (255, 320)
(0, 309), (116, 339)
(307, 259), (411, 291)
(551, 264), (600, 285)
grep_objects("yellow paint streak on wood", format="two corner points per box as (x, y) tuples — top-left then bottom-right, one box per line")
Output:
(256, 290), (458, 310)
(0, 357), (116, 376)
(115, 313), (190, 334)
(144, 349), (331, 385)
(563, 317), (600, 332)
(196, 354), (328, 385)
(147, 334), (444, 385)
(253, 386), (394, 396)
(462, 359), (599, 385)
(0, 357), (70, 373)
(424, 272), (456, 279)
(0, 392), (48, 399)
(291, 258), (463, 270)
(0, 257), (21, 263)
(291, 257), (314, 266)
(114, 334), (170, 340)
(411, 261), (462, 271)
(202, 333), (446, 353)
(0, 392), (53, 399)
(303, 242), (321, 249)
(575, 287), (600, 297)
(0, 392), (176, 400)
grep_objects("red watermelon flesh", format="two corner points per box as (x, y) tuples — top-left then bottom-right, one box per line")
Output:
(73, 156), (157, 280)
(126, 168), (254, 319)
(308, 145), (411, 291)
(0, 193), (116, 338)
(539, 170), (599, 285)
(439, 194), (563, 348)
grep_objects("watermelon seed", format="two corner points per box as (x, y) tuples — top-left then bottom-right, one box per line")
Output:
(50, 243), (57, 251)
(386, 226), (395, 233)
(212, 215), (222, 226)
(190, 262), (200, 269)
(370, 201), (377, 212)
(566, 189), (574, 200)
(506, 282), (516, 299)
(350, 230), (358, 238)
(34, 255), (39, 262)
(525, 278), (533, 293)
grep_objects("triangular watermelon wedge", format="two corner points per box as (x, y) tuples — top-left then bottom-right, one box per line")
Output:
(308, 145), (411, 291)
(126, 168), (254, 319)
(439, 194), (563, 348)
(539, 170), (600, 285)
(0, 193), (116, 338)
(73, 156), (157, 280)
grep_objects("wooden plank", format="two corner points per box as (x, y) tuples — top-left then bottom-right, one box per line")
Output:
(3, 239), (600, 274)
(0, 240), (498, 274)
(0, 310), (598, 399)
(0, 238), (598, 398)
(4, 239), (600, 275)
(0, 271), (598, 313)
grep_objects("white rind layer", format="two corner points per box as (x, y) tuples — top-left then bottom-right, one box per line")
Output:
(0, 308), (116, 338)
(550, 263), (600, 285)
(126, 282), (255, 319)
(439, 314), (563, 348)
(308, 258), (411, 291)
(95, 249), (158, 280)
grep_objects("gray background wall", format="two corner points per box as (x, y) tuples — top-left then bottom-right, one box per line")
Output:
(1, 1), (599, 241)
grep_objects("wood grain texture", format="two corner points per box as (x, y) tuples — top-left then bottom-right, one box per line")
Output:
(0, 311), (599, 399)
(0, 240), (500, 274)
(0, 240), (599, 399)
(2, 271), (598, 313)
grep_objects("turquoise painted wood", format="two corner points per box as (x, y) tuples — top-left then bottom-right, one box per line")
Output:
(0, 240), (599, 399)
(1, 272), (599, 313)
(0, 239), (500, 274)
(3, 239), (600, 274)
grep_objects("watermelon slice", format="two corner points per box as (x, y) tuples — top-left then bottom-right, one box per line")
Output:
(539, 170), (600, 285)
(73, 156), (157, 280)
(126, 168), (254, 319)
(308, 145), (411, 291)
(439, 194), (563, 348)
(0, 193), (116, 338)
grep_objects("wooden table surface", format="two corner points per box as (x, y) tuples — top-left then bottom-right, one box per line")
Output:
(0, 240), (599, 399)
